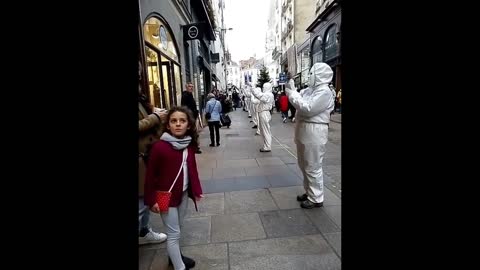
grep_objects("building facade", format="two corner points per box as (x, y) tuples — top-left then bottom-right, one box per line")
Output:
(265, 0), (281, 87)
(138, 0), (229, 114)
(264, 0), (341, 90)
(227, 61), (241, 89)
(266, 0), (316, 87)
(210, 0), (227, 92)
(306, 0), (341, 90)
(239, 57), (263, 88)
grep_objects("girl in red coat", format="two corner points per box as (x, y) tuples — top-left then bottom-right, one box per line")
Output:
(145, 106), (203, 270)
(279, 91), (289, 123)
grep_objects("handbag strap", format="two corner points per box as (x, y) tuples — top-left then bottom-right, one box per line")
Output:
(209, 101), (217, 114)
(167, 148), (188, 192)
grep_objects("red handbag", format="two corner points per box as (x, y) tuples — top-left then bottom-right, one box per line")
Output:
(156, 148), (188, 212)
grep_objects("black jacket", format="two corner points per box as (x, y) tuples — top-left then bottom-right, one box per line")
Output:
(181, 91), (198, 118)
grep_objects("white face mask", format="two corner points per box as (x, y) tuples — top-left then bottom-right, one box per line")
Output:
(308, 70), (315, 87)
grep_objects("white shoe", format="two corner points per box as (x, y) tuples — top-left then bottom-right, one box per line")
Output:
(139, 229), (167, 245)
(292, 117), (295, 123)
(283, 117), (287, 123)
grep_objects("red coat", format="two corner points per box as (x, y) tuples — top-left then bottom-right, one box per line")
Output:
(144, 140), (203, 211)
(279, 95), (289, 112)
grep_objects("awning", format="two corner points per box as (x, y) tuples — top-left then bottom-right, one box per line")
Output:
(198, 56), (212, 72)
(211, 73), (220, 82)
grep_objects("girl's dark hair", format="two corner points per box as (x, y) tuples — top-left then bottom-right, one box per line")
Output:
(163, 106), (199, 147)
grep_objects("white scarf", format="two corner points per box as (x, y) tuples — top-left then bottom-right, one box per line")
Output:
(160, 132), (192, 150)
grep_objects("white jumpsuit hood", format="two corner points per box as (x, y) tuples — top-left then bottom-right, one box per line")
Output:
(263, 82), (273, 93)
(308, 62), (333, 87)
(256, 83), (273, 112)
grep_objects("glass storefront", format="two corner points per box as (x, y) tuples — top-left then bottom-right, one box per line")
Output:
(144, 18), (179, 62)
(145, 46), (162, 108)
(324, 24), (338, 61)
(174, 64), (182, 107)
(143, 17), (182, 109)
(311, 36), (323, 64)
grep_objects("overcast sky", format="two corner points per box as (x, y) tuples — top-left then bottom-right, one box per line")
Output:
(223, 0), (270, 63)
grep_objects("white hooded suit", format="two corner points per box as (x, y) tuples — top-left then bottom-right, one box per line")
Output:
(250, 93), (261, 134)
(285, 63), (335, 203)
(252, 83), (275, 151)
(244, 86), (252, 117)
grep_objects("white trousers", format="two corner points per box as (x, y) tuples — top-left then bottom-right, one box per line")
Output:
(258, 111), (272, 150)
(252, 106), (258, 126)
(295, 122), (328, 203)
(246, 99), (252, 116)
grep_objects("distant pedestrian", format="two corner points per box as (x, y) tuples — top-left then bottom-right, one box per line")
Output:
(279, 91), (289, 123)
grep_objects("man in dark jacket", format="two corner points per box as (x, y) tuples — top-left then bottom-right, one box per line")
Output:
(181, 82), (202, 154)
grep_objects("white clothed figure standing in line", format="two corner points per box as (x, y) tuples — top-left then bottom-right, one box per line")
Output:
(244, 86), (252, 118)
(248, 84), (256, 121)
(251, 83), (274, 152)
(251, 92), (261, 135)
(240, 87), (246, 111)
(285, 63), (335, 209)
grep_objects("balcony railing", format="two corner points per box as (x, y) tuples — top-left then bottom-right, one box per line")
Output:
(287, 21), (293, 33)
(272, 47), (281, 59)
(281, 52), (287, 63)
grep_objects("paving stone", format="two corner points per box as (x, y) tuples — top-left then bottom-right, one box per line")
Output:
(211, 213), (266, 242)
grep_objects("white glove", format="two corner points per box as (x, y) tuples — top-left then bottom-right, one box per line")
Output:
(285, 79), (296, 95)
(153, 107), (167, 114)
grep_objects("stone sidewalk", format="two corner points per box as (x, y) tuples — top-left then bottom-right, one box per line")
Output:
(139, 108), (342, 270)
(330, 113), (341, 124)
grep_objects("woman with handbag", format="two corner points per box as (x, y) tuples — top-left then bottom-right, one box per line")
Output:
(205, 93), (223, 147)
(144, 106), (204, 270)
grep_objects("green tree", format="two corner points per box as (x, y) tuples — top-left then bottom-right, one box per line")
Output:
(256, 66), (271, 89)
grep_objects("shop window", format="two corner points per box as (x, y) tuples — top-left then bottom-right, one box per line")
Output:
(311, 35), (323, 64)
(324, 24), (338, 61)
(143, 16), (182, 109)
(144, 17), (179, 62)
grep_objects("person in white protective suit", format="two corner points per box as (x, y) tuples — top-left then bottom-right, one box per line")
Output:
(248, 84), (257, 122)
(244, 86), (252, 118)
(285, 62), (335, 209)
(250, 92), (261, 135)
(251, 83), (274, 152)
